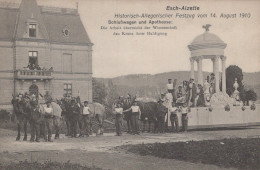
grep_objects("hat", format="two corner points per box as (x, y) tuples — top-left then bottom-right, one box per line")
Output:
(84, 101), (88, 104)
(168, 79), (172, 81)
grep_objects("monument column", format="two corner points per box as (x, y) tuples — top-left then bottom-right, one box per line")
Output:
(221, 56), (227, 93)
(197, 56), (203, 85)
(190, 58), (195, 79)
(213, 56), (220, 93)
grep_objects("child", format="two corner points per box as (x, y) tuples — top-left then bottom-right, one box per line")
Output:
(113, 103), (124, 136)
(181, 103), (190, 132)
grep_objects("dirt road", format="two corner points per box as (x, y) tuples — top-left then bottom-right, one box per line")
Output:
(1, 127), (260, 170)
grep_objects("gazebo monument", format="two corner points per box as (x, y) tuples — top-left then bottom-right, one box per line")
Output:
(188, 24), (227, 93)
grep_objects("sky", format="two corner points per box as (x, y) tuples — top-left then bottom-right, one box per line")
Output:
(2, 0), (260, 78)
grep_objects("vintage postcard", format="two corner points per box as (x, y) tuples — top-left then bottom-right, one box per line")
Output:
(0, 0), (259, 169)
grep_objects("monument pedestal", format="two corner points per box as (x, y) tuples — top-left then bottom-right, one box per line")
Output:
(210, 92), (233, 107)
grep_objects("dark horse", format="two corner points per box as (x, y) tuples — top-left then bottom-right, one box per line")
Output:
(23, 97), (46, 142)
(11, 96), (29, 141)
(137, 101), (158, 132)
(121, 96), (158, 133)
(58, 97), (106, 136)
(57, 98), (71, 136)
(12, 96), (46, 142)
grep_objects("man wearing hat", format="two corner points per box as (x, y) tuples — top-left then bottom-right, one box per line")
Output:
(169, 103), (179, 133)
(166, 79), (177, 103)
(156, 99), (168, 133)
(176, 85), (185, 106)
(123, 100), (141, 135)
(113, 103), (124, 136)
(44, 100), (54, 142)
(70, 99), (81, 138)
(81, 101), (92, 137)
(123, 95), (132, 133)
(44, 91), (52, 104)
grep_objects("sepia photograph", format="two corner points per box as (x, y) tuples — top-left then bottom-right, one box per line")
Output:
(0, 0), (259, 169)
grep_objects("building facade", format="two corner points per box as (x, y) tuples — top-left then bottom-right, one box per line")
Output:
(0, 0), (93, 107)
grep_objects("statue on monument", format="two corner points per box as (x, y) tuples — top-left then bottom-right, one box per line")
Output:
(232, 78), (241, 106)
(209, 73), (216, 94)
(233, 78), (239, 94)
(202, 24), (212, 32)
(203, 77), (211, 106)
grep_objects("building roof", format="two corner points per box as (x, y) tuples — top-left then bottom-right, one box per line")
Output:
(42, 12), (92, 45)
(0, 0), (92, 45)
(0, 7), (18, 40)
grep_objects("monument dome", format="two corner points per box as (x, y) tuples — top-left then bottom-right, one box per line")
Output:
(191, 32), (225, 45)
(188, 25), (227, 94)
(188, 31), (227, 52)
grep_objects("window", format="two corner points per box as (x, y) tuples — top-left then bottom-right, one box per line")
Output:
(29, 24), (36, 37)
(28, 51), (38, 66)
(63, 29), (70, 36)
(64, 83), (72, 97)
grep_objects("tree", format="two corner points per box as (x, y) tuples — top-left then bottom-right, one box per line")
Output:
(226, 65), (244, 96)
(105, 80), (119, 107)
(92, 78), (107, 104)
(246, 89), (257, 105)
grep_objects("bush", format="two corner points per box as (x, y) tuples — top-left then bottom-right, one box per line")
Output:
(250, 103), (256, 111)
(224, 104), (230, 112)
(120, 138), (260, 169)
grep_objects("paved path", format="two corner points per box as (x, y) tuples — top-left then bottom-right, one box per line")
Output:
(0, 127), (260, 170)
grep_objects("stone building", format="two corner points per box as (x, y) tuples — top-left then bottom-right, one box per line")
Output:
(0, 0), (93, 108)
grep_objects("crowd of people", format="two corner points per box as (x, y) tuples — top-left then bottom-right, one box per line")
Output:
(12, 74), (217, 140)
(166, 73), (217, 108)
(25, 63), (53, 71)
(111, 74), (217, 136)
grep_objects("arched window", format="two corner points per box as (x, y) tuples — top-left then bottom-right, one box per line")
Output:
(29, 84), (39, 97)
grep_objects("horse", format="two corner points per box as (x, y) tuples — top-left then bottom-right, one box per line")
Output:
(137, 101), (158, 132)
(121, 96), (158, 133)
(58, 97), (106, 136)
(57, 98), (71, 136)
(39, 101), (62, 139)
(11, 96), (29, 141)
(15, 97), (45, 142)
(88, 102), (106, 136)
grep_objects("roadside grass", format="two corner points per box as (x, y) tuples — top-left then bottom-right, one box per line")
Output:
(0, 160), (102, 170)
(119, 138), (260, 169)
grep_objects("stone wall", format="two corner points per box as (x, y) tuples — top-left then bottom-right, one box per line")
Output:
(173, 105), (260, 129)
(0, 41), (14, 105)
